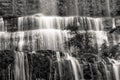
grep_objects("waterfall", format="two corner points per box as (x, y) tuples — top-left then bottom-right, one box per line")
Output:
(110, 59), (120, 80)
(14, 52), (26, 80)
(0, 0), (120, 80)
(0, 18), (10, 50)
(66, 54), (84, 80)
(56, 52), (84, 80)
(11, 30), (69, 51)
(1, 14), (120, 80)
(16, 16), (75, 51)
(14, 51), (30, 80)
(0, 18), (5, 31)
(17, 16), (111, 51)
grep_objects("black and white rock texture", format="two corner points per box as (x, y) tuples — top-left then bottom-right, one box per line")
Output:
(0, 0), (120, 17)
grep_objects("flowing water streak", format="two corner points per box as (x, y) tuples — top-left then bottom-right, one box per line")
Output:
(93, 18), (109, 49)
(112, 18), (116, 29)
(75, 0), (79, 15)
(101, 61), (110, 80)
(56, 52), (63, 80)
(111, 59), (120, 80)
(56, 52), (84, 80)
(106, 0), (111, 16)
(0, 18), (5, 31)
(14, 51), (30, 80)
(24, 53), (30, 80)
(14, 51), (26, 80)
(110, 18), (118, 45)
(18, 32), (25, 51)
(66, 54), (84, 80)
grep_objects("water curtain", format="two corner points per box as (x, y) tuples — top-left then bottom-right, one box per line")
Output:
(0, 16), (120, 80)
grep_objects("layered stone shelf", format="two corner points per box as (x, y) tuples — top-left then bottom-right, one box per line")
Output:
(0, 0), (120, 32)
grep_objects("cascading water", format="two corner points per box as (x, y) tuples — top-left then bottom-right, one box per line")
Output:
(1, 0), (120, 80)
(56, 52), (84, 80)
(1, 12), (120, 80)
(17, 16), (111, 50)
(0, 16), (114, 51)
(14, 51), (30, 80)
(0, 18), (5, 31)
(16, 15), (75, 51)
(14, 52), (26, 80)
(10, 29), (69, 51)
(0, 18), (10, 50)
(111, 59), (120, 80)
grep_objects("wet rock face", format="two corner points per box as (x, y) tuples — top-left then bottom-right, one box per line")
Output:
(27, 50), (56, 80)
(0, 50), (15, 80)
(0, 0), (26, 17)
(0, 50), (119, 80)
(0, 0), (13, 16)
(4, 17), (18, 32)
(0, 0), (120, 17)
(0, 50), (15, 70)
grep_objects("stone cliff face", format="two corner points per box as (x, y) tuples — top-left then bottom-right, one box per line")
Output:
(0, 0), (120, 17)
(0, 0), (39, 17)
(0, 0), (120, 32)
(0, 0), (13, 16)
